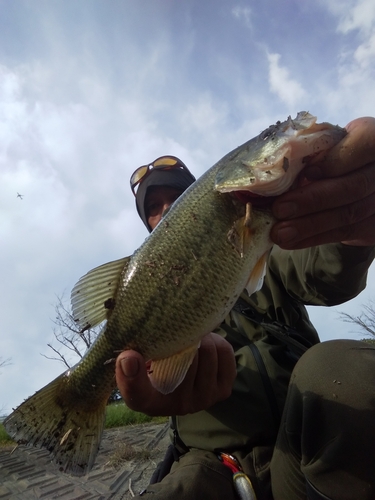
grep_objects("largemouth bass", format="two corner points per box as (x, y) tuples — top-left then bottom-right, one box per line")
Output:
(4, 112), (346, 475)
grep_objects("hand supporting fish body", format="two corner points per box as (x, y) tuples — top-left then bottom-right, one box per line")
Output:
(4, 112), (346, 475)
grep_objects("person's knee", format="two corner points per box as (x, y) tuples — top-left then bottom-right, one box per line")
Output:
(272, 339), (375, 500)
(292, 339), (375, 396)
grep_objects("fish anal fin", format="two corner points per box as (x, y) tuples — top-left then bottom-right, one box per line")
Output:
(150, 343), (200, 394)
(245, 251), (270, 296)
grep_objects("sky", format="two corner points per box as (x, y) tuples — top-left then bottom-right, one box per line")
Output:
(1, 0), (375, 414)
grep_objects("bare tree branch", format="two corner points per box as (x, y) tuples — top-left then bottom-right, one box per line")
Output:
(41, 343), (71, 369)
(42, 294), (120, 402)
(0, 357), (12, 369)
(42, 294), (102, 369)
(339, 300), (375, 339)
(64, 336), (84, 359)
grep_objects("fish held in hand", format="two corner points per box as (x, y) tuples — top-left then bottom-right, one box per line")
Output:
(215, 111), (346, 197)
(4, 112), (346, 476)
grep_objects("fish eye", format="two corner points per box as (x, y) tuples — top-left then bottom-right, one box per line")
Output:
(260, 125), (276, 141)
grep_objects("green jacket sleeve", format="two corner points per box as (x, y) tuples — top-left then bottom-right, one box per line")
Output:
(267, 243), (375, 307)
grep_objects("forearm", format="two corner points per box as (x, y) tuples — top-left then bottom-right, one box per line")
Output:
(268, 243), (375, 306)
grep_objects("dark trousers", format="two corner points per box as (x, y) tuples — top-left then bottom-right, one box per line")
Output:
(134, 340), (375, 500)
(271, 339), (375, 500)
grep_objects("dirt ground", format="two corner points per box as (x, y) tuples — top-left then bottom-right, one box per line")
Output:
(0, 422), (170, 499)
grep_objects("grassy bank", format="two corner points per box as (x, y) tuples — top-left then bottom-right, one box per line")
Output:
(105, 402), (167, 428)
(0, 422), (13, 445)
(0, 403), (167, 447)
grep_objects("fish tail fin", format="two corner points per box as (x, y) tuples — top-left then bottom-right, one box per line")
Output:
(4, 373), (108, 476)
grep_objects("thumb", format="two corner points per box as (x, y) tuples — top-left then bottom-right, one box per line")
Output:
(305, 117), (375, 179)
(119, 353), (141, 378)
(115, 350), (152, 410)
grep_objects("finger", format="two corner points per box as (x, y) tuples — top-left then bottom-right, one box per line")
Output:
(115, 350), (158, 413)
(272, 163), (375, 220)
(182, 334), (233, 412)
(272, 212), (375, 249)
(167, 334), (220, 414)
(273, 190), (375, 243)
(173, 333), (235, 413)
(304, 117), (375, 179)
(115, 335), (236, 416)
(193, 334), (218, 388)
(180, 336), (218, 413)
(214, 336), (236, 400)
(116, 346), (202, 416)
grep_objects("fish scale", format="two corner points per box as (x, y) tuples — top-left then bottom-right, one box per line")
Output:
(112, 172), (261, 359)
(4, 112), (346, 476)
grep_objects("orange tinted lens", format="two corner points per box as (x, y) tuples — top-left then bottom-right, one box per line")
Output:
(153, 157), (179, 168)
(130, 165), (149, 187)
(131, 157), (185, 195)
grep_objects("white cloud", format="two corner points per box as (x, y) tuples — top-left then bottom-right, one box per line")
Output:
(331, 0), (375, 35)
(180, 92), (229, 149)
(323, 0), (375, 76)
(315, 1), (375, 118)
(267, 53), (307, 108)
(354, 32), (375, 68)
(0, 59), (176, 410)
(232, 6), (253, 29)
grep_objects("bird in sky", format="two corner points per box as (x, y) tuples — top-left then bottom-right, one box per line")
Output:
(17, 193), (23, 199)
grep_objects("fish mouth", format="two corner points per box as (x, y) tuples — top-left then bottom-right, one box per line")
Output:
(232, 190), (277, 208)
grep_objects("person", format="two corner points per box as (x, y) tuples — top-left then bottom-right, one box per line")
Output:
(115, 117), (375, 500)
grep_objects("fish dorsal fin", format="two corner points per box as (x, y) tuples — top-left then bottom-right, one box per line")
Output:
(150, 342), (200, 394)
(245, 251), (269, 296)
(71, 256), (131, 331)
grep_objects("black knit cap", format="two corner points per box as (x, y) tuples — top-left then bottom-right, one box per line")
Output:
(134, 162), (196, 232)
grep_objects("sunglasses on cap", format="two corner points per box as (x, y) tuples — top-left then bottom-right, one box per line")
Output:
(130, 155), (192, 196)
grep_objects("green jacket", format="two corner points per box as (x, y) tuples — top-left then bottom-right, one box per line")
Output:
(173, 243), (375, 455)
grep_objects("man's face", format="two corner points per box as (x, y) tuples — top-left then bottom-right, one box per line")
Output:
(145, 186), (184, 230)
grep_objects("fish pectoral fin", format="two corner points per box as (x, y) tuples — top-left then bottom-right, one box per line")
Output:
(228, 215), (253, 258)
(150, 343), (200, 395)
(71, 256), (131, 331)
(245, 250), (270, 296)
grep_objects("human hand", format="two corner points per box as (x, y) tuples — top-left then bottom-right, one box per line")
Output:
(115, 332), (236, 416)
(271, 116), (375, 249)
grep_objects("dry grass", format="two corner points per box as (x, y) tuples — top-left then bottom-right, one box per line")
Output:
(105, 441), (152, 469)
